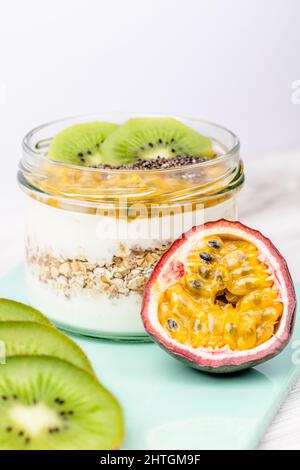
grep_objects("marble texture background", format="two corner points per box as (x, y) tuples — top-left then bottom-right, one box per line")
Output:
(239, 149), (300, 449)
(0, 149), (299, 449)
(239, 149), (300, 284)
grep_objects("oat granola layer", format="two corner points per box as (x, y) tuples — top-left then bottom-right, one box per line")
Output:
(26, 241), (172, 300)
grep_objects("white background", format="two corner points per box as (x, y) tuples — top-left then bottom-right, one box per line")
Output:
(0, 0), (300, 211)
(0, 0), (300, 449)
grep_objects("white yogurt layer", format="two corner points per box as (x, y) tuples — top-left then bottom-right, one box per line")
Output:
(25, 196), (237, 337)
(26, 197), (237, 265)
(26, 272), (145, 336)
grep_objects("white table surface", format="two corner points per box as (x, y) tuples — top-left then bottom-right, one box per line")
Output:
(0, 149), (299, 449)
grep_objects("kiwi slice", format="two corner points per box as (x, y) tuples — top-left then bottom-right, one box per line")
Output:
(0, 356), (124, 449)
(0, 298), (53, 326)
(0, 322), (93, 374)
(48, 121), (119, 166)
(101, 117), (214, 165)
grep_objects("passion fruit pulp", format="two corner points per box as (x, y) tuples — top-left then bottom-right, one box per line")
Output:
(141, 220), (296, 373)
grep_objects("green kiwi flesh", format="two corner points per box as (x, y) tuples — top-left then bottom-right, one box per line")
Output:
(0, 356), (124, 449)
(0, 299), (53, 327)
(101, 117), (214, 165)
(0, 322), (93, 374)
(48, 121), (119, 166)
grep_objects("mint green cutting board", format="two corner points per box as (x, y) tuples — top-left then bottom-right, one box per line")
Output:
(0, 264), (299, 450)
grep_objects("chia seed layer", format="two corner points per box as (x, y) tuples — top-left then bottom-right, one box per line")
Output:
(95, 155), (211, 171)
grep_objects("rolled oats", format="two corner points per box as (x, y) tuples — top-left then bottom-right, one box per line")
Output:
(59, 262), (71, 277)
(26, 240), (172, 299)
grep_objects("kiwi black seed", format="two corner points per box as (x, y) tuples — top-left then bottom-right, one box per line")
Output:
(101, 117), (214, 166)
(0, 356), (124, 450)
(47, 122), (119, 166)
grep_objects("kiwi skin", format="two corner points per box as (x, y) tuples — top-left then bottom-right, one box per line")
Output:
(101, 117), (214, 165)
(48, 121), (119, 166)
(0, 321), (94, 375)
(0, 298), (53, 326)
(0, 356), (124, 450)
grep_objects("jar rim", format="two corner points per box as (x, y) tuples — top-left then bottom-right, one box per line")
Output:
(22, 112), (240, 175)
(20, 113), (243, 207)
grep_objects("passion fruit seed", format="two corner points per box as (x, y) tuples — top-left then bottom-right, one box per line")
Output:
(199, 252), (213, 262)
(208, 240), (221, 249)
(241, 268), (252, 276)
(199, 266), (211, 279)
(225, 291), (240, 305)
(167, 319), (178, 331)
(215, 291), (229, 305)
(253, 295), (262, 306)
(189, 279), (202, 289)
(226, 323), (237, 334)
(192, 320), (199, 332)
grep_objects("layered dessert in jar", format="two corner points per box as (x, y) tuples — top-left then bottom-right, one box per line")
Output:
(18, 114), (244, 339)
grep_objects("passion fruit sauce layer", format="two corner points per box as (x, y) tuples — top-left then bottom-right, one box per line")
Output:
(158, 235), (283, 351)
(25, 117), (243, 210)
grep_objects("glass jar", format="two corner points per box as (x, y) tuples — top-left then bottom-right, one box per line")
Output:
(18, 113), (244, 340)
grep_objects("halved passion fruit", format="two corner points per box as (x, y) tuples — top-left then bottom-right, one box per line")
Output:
(142, 220), (296, 373)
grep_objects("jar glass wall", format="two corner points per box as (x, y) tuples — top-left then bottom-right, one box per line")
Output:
(18, 114), (244, 340)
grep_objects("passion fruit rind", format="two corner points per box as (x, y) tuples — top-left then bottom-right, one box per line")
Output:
(141, 219), (296, 374)
(149, 337), (290, 374)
